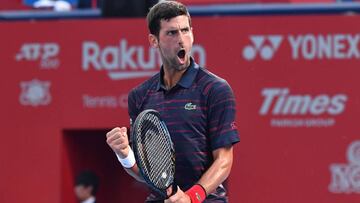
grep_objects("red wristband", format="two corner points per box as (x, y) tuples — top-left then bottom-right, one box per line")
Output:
(185, 184), (207, 203)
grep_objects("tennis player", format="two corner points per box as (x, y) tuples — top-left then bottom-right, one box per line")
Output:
(106, 1), (240, 202)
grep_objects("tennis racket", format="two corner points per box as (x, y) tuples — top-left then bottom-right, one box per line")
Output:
(131, 109), (177, 199)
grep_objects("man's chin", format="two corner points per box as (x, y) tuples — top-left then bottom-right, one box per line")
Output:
(176, 60), (190, 71)
(177, 57), (190, 68)
(175, 65), (187, 71)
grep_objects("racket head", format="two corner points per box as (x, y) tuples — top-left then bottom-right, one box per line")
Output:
(131, 109), (175, 198)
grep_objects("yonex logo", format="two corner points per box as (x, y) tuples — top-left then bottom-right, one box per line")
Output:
(161, 172), (167, 179)
(242, 35), (283, 61)
(184, 102), (196, 110)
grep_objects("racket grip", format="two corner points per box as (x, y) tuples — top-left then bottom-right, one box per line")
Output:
(170, 183), (178, 196)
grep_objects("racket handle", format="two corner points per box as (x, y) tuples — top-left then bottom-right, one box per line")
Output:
(165, 183), (178, 198)
(170, 183), (178, 196)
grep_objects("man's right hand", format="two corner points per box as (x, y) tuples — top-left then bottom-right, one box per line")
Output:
(106, 127), (130, 158)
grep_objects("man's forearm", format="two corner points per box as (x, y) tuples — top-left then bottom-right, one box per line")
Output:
(124, 164), (145, 183)
(197, 146), (233, 194)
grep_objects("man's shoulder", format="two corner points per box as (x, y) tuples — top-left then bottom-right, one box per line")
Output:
(129, 72), (160, 96)
(196, 67), (231, 93)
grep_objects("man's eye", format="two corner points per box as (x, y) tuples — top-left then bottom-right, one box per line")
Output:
(181, 28), (189, 33)
(168, 31), (177, 35)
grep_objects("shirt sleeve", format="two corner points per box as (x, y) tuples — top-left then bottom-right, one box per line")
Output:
(127, 88), (139, 128)
(207, 80), (240, 150)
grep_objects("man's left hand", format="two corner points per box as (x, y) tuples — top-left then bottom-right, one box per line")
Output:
(165, 186), (191, 203)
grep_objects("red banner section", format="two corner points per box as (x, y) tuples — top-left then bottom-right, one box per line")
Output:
(1, 15), (360, 203)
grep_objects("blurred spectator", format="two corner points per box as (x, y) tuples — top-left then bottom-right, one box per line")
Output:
(74, 170), (100, 203)
(101, 0), (159, 17)
(77, 0), (103, 9)
(33, 0), (72, 11)
(0, 0), (28, 10)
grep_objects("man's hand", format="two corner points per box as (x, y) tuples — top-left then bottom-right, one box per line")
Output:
(165, 186), (191, 203)
(106, 127), (129, 158)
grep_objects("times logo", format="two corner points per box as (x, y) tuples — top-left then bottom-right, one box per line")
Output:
(259, 88), (348, 128)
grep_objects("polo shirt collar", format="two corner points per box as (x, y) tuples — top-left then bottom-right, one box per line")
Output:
(157, 57), (199, 91)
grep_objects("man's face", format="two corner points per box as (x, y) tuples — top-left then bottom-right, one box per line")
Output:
(74, 185), (92, 201)
(152, 15), (194, 71)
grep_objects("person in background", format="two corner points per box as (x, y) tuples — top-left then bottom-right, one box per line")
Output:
(101, 0), (158, 17)
(74, 170), (99, 203)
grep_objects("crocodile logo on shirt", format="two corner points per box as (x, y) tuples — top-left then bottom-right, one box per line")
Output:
(184, 102), (196, 110)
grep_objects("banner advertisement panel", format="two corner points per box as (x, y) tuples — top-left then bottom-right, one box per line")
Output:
(1, 15), (359, 203)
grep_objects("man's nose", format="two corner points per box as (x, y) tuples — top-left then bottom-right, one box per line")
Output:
(178, 32), (184, 45)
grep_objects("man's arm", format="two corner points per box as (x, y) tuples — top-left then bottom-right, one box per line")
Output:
(197, 146), (233, 194)
(124, 163), (145, 183)
(165, 146), (234, 203)
(106, 127), (145, 182)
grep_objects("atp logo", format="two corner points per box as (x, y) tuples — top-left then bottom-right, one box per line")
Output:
(15, 43), (60, 69)
(242, 35), (283, 61)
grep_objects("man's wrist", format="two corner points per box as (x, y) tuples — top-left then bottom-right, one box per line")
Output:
(116, 146), (136, 168)
(185, 184), (207, 203)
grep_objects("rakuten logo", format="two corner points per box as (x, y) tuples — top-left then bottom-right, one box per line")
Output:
(329, 140), (360, 194)
(82, 39), (206, 80)
(259, 88), (348, 127)
(242, 35), (283, 61)
(243, 33), (360, 61)
(15, 43), (60, 69)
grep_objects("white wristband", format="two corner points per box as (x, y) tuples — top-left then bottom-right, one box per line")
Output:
(116, 146), (136, 168)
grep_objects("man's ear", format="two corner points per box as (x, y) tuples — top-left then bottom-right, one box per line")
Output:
(148, 34), (158, 48)
(190, 27), (194, 44)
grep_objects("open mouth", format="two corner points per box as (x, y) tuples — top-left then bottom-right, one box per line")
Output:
(177, 49), (186, 59)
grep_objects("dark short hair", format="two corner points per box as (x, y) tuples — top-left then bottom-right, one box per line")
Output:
(146, 1), (192, 38)
(75, 170), (99, 195)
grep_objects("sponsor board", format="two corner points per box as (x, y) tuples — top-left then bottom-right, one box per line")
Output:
(259, 88), (347, 127)
(82, 39), (206, 80)
(243, 34), (360, 61)
(329, 140), (360, 194)
(82, 94), (128, 109)
(15, 42), (60, 69)
(19, 79), (52, 106)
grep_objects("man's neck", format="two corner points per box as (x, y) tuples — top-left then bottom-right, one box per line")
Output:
(81, 196), (95, 203)
(163, 69), (184, 90)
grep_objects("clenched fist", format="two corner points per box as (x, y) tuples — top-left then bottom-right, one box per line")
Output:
(106, 127), (130, 158)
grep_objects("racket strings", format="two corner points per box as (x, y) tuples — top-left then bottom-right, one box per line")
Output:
(136, 113), (174, 189)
